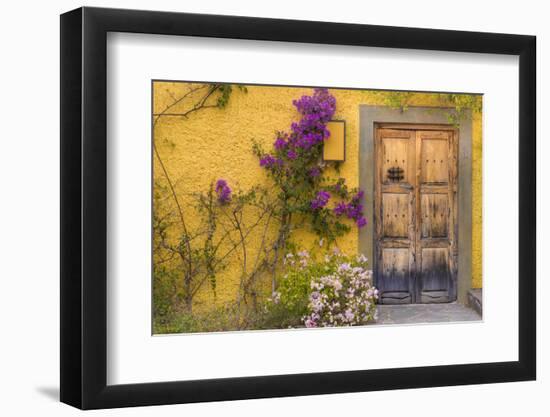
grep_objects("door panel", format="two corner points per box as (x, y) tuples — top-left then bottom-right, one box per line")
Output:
(382, 193), (411, 238)
(375, 126), (458, 304)
(421, 138), (449, 183)
(420, 193), (448, 238)
(380, 248), (412, 304)
(381, 137), (411, 184)
(375, 129), (416, 304)
(416, 130), (457, 303)
(420, 248), (449, 291)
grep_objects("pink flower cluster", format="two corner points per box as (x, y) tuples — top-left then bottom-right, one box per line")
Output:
(303, 254), (378, 328)
(283, 250), (310, 269)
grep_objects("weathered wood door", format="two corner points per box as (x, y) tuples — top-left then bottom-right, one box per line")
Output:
(374, 125), (458, 304)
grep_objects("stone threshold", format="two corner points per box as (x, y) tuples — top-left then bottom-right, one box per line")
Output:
(467, 288), (483, 316)
(371, 302), (481, 325)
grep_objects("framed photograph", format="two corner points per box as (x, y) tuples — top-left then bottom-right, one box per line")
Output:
(60, 6), (536, 409)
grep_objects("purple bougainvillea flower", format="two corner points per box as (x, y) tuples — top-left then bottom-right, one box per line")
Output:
(287, 149), (297, 160)
(346, 204), (364, 220)
(288, 88), (337, 150)
(215, 179), (232, 204)
(333, 201), (347, 216)
(356, 216), (367, 228)
(259, 154), (283, 168)
(274, 136), (288, 150)
(309, 167), (321, 178)
(310, 190), (331, 210)
(293, 88), (336, 122)
(259, 154), (273, 167)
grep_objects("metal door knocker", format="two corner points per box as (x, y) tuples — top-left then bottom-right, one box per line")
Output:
(387, 166), (404, 182)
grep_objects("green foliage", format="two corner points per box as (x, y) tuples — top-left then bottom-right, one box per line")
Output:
(252, 140), (362, 245)
(262, 260), (312, 328)
(195, 183), (220, 294)
(379, 91), (414, 111)
(154, 173), (280, 319)
(442, 93), (482, 126)
(153, 181), (228, 311)
(260, 250), (377, 329)
(377, 91), (482, 126)
(213, 84), (248, 108)
(153, 265), (181, 321)
(153, 303), (242, 334)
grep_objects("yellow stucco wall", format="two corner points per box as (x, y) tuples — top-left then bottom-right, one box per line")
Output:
(471, 110), (483, 289)
(153, 82), (482, 310)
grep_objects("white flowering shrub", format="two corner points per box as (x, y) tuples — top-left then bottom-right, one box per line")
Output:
(264, 250), (378, 329)
(303, 252), (378, 327)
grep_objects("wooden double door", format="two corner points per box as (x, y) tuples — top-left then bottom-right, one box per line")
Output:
(374, 124), (458, 304)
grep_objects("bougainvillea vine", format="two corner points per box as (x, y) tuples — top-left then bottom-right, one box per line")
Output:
(215, 179), (232, 204)
(253, 87), (367, 242)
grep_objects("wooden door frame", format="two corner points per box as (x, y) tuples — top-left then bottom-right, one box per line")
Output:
(359, 106), (473, 304)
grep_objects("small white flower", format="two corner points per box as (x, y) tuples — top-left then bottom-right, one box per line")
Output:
(356, 254), (368, 264)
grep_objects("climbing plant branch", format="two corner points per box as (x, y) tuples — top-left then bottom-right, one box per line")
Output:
(152, 83), (249, 313)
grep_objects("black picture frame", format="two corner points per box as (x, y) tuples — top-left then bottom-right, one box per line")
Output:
(60, 6), (536, 410)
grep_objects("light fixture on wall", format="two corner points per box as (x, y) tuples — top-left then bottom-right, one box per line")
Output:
(323, 120), (346, 162)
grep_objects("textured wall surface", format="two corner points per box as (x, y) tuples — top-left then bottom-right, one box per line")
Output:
(153, 82), (483, 309)
(471, 110), (483, 289)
